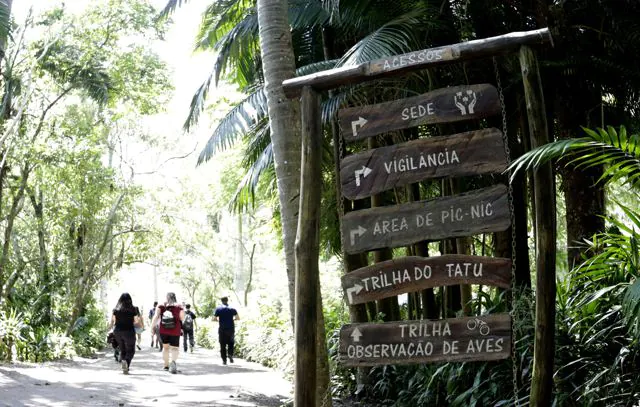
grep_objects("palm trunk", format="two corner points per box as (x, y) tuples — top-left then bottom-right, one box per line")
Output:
(256, 1), (330, 405)
(256, 0), (301, 330)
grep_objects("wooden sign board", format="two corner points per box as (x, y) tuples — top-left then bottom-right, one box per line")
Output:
(338, 84), (499, 141)
(340, 128), (507, 200)
(342, 184), (510, 254)
(342, 255), (511, 305)
(366, 46), (459, 75)
(339, 313), (511, 366)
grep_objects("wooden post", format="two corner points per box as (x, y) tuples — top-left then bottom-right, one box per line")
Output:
(295, 86), (321, 407)
(519, 46), (556, 406)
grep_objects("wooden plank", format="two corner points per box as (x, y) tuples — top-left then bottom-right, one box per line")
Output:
(366, 45), (458, 75)
(282, 28), (552, 98)
(341, 128), (507, 200)
(338, 84), (499, 141)
(342, 184), (510, 254)
(339, 314), (511, 366)
(342, 255), (512, 305)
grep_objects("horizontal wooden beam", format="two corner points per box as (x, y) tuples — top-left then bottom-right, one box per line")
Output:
(282, 28), (552, 98)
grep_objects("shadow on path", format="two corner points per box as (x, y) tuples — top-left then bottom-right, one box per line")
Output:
(0, 345), (291, 407)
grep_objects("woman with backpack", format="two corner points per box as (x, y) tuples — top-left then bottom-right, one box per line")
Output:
(108, 293), (140, 374)
(150, 292), (185, 374)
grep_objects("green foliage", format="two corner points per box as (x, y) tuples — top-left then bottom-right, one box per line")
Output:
(510, 126), (640, 189)
(195, 322), (216, 349)
(235, 300), (294, 373)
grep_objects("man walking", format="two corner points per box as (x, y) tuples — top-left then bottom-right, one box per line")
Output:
(214, 296), (239, 365)
(182, 304), (197, 353)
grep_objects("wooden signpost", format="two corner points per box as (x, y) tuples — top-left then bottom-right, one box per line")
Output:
(339, 313), (511, 366)
(338, 84), (499, 141)
(341, 184), (510, 254)
(282, 28), (554, 406)
(342, 255), (511, 305)
(340, 128), (507, 200)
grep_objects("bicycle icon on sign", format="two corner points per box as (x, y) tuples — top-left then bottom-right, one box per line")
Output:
(466, 318), (490, 336)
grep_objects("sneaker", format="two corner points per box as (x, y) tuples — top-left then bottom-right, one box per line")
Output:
(229, 356), (234, 363)
(163, 366), (169, 371)
(136, 345), (142, 351)
(121, 360), (129, 375)
(169, 361), (177, 374)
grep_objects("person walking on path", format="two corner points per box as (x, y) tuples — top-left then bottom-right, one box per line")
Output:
(151, 292), (185, 374)
(182, 304), (197, 353)
(134, 306), (144, 350)
(214, 296), (239, 365)
(108, 293), (139, 374)
(149, 301), (159, 348)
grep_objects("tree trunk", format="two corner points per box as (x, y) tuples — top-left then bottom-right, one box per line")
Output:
(256, 0), (302, 328)
(0, 164), (29, 298)
(520, 45), (557, 407)
(30, 188), (51, 326)
(0, 0), (12, 61)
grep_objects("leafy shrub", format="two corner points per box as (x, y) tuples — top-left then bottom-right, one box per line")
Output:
(235, 300), (294, 375)
(196, 321), (216, 349)
(71, 305), (107, 357)
(0, 309), (27, 362)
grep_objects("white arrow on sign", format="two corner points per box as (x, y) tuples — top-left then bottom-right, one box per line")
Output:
(350, 226), (367, 246)
(351, 116), (368, 137)
(346, 283), (364, 304)
(350, 327), (363, 343)
(354, 166), (372, 187)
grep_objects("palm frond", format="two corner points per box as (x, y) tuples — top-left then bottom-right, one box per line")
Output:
(337, 8), (425, 66)
(183, 68), (214, 132)
(622, 279), (640, 339)
(289, 0), (329, 30)
(158, 0), (189, 19)
(197, 86), (267, 165)
(197, 2), (259, 87)
(509, 126), (640, 189)
(230, 136), (273, 213)
(0, 0), (11, 51)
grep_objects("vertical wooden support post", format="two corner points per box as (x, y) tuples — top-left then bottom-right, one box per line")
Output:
(294, 86), (320, 407)
(519, 46), (557, 406)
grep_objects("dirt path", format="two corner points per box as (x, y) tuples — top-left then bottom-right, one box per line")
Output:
(0, 345), (292, 407)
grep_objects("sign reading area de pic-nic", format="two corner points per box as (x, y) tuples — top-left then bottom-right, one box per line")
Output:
(338, 84), (499, 141)
(341, 184), (510, 254)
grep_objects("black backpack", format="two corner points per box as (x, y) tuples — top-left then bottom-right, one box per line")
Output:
(183, 312), (193, 330)
(161, 307), (177, 329)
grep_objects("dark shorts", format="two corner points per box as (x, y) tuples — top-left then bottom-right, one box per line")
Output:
(160, 334), (180, 347)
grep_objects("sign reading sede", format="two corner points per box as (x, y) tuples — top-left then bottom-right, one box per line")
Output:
(342, 254), (511, 305)
(338, 84), (499, 141)
(340, 128), (507, 200)
(342, 184), (510, 254)
(339, 313), (511, 366)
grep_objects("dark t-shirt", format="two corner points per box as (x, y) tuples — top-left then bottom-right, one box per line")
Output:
(113, 308), (137, 332)
(214, 305), (237, 331)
